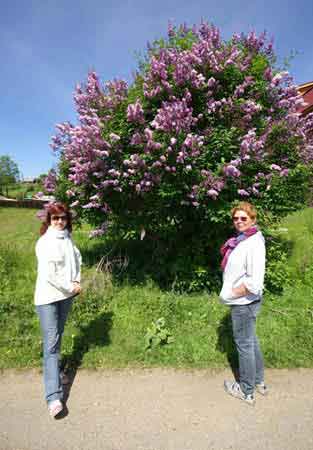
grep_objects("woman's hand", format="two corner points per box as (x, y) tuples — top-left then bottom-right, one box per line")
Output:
(72, 281), (82, 295)
(232, 284), (250, 298)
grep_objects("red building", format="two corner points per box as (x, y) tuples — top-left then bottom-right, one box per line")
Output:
(298, 81), (313, 116)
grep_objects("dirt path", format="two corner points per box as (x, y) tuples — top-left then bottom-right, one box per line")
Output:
(1, 369), (312, 450)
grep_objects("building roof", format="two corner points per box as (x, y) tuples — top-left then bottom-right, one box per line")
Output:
(298, 81), (313, 115)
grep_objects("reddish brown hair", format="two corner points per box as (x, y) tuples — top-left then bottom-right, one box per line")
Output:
(231, 202), (257, 221)
(40, 202), (73, 235)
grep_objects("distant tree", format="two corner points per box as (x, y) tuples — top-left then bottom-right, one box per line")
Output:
(0, 155), (20, 197)
(37, 173), (48, 183)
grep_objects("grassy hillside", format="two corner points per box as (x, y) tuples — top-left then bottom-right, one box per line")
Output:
(0, 207), (312, 369)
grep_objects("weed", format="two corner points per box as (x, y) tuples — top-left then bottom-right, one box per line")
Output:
(144, 317), (174, 350)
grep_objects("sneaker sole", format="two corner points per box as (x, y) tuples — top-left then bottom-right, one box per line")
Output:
(224, 386), (255, 406)
(255, 387), (268, 396)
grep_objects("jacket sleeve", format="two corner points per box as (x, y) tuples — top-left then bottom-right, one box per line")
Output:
(36, 239), (75, 294)
(72, 245), (82, 283)
(242, 238), (266, 296)
(46, 261), (75, 294)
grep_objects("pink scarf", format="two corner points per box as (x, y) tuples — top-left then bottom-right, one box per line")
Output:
(220, 226), (258, 271)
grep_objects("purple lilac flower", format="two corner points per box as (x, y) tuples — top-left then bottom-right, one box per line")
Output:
(43, 169), (57, 193)
(151, 96), (195, 134)
(109, 133), (121, 142)
(89, 222), (107, 238)
(223, 165), (241, 178)
(238, 189), (249, 197)
(130, 132), (143, 146)
(207, 189), (219, 199)
(270, 164), (281, 171)
(127, 100), (145, 124)
(280, 168), (289, 177)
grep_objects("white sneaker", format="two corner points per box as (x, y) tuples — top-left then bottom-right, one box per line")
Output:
(224, 380), (255, 406)
(48, 399), (63, 418)
(255, 382), (268, 396)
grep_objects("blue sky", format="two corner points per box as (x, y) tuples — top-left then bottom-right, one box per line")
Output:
(1, 0), (313, 177)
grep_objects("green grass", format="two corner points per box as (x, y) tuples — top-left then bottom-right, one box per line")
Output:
(0, 207), (313, 369)
(281, 207), (313, 279)
(0, 182), (43, 199)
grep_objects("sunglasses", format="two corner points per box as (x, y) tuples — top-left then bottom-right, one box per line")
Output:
(51, 215), (67, 221)
(232, 216), (248, 222)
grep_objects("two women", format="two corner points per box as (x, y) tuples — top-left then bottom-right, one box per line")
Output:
(35, 202), (81, 417)
(220, 202), (267, 405)
(35, 200), (265, 415)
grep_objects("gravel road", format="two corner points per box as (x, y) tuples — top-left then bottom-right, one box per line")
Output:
(1, 369), (312, 450)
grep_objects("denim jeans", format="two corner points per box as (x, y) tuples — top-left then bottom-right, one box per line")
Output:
(230, 301), (264, 396)
(36, 297), (73, 404)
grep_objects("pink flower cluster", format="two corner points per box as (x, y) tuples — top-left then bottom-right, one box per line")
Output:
(43, 169), (57, 193)
(151, 95), (196, 134)
(127, 100), (145, 124)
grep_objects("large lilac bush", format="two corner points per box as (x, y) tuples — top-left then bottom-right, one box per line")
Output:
(51, 23), (313, 290)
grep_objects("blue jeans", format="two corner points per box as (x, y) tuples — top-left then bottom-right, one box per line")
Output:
(230, 301), (264, 396)
(36, 297), (73, 404)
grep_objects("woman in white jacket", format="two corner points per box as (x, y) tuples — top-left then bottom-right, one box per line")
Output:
(35, 202), (82, 417)
(220, 202), (267, 406)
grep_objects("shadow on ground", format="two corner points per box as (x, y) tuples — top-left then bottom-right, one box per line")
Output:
(61, 311), (113, 408)
(216, 312), (239, 381)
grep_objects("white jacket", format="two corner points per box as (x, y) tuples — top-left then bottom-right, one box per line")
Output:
(219, 231), (266, 306)
(34, 227), (82, 305)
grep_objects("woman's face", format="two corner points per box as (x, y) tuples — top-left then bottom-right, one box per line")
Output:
(232, 209), (255, 233)
(50, 213), (68, 231)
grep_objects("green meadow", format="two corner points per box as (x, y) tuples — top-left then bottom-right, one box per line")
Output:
(0, 207), (312, 369)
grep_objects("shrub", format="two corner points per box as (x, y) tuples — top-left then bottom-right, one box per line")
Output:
(50, 22), (313, 291)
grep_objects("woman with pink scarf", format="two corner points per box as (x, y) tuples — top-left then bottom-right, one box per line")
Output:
(220, 202), (267, 406)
